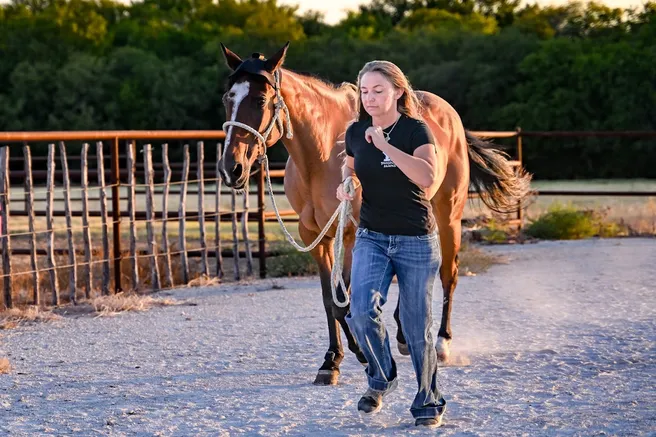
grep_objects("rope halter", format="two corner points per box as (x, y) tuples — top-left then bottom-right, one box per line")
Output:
(221, 69), (293, 162)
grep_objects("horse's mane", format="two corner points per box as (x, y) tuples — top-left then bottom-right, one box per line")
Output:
(288, 70), (357, 93)
(291, 69), (429, 118)
(284, 70), (358, 155)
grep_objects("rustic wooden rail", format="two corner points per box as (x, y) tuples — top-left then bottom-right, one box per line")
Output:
(0, 131), (233, 309)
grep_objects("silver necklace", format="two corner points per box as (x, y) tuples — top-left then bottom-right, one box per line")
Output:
(381, 115), (401, 141)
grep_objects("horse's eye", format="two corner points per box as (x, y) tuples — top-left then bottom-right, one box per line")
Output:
(256, 97), (267, 108)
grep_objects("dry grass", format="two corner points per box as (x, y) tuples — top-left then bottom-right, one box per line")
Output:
(49, 292), (185, 319)
(186, 274), (221, 288)
(0, 306), (62, 330)
(459, 242), (508, 276)
(87, 293), (183, 317)
(0, 358), (10, 374)
(0, 292), (183, 325)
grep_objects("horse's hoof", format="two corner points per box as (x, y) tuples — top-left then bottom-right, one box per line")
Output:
(313, 369), (339, 385)
(435, 337), (452, 362)
(397, 341), (410, 356)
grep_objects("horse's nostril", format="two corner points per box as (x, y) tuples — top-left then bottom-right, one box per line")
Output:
(230, 164), (243, 180)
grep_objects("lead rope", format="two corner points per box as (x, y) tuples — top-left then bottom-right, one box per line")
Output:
(330, 176), (356, 307)
(223, 70), (357, 307)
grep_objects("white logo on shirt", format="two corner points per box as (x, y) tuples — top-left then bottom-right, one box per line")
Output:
(381, 152), (396, 168)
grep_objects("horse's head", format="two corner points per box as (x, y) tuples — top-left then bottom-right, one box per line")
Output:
(219, 42), (290, 190)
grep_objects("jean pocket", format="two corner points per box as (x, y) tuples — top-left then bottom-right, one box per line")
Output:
(416, 232), (438, 241)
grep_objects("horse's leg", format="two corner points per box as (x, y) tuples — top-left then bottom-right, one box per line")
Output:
(393, 291), (409, 355)
(298, 223), (345, 385)
(434, 201), (463, 362)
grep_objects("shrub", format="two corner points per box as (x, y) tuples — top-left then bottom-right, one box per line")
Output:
(525, 203), (623, 240)
(478, 218), (512, 243)
(267, 244), (319, 277)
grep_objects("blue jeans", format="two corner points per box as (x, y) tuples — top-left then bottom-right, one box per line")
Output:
(346, 227), (447, 419)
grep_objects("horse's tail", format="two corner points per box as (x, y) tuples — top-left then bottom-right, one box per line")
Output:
(466, 130), (533, 214)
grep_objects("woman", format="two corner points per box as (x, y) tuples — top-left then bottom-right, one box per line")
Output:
(337, 60), (447, 428)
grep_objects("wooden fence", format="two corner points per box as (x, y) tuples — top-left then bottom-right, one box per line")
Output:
(0, 131), (273, 309)
(1, 129), (655, 310)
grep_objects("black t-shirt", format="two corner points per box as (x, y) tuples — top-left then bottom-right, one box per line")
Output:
(345, 113), (437, 236)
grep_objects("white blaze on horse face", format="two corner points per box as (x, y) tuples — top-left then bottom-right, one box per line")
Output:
(222, 81), (251, 184)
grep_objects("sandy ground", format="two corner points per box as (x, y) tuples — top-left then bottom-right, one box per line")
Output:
(1, 238), (654, 436)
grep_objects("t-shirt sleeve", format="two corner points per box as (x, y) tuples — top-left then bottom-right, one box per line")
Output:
(408, 121), (436, 154)
(345, 123), (355, 157)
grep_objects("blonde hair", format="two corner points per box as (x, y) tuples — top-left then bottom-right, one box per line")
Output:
(355, 60), (422, 122)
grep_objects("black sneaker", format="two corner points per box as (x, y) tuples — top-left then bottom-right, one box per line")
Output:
(397, 341), (410, 356)
(357, 389), (384, 415)
(357, 380), (398, 415)
(414, 416), (443, 428)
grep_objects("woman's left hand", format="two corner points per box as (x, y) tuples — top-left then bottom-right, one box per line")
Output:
(365, 126), (387, 150)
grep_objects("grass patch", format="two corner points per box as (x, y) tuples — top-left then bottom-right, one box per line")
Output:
(459, 242), (507, 275)
(267, 243), (320, 277)
(50, 293), (185, 318)
(525, 203), (625, 240)
(464, 215), (524, 244)
(88, 293), (183, 317)
(0, 293), (186, 321)
(476, 218), (514, 244)
(0, 306), (62, 330)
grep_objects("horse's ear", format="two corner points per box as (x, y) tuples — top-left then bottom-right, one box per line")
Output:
(264, 41), (290, 72)
(220, 42), (242, 71)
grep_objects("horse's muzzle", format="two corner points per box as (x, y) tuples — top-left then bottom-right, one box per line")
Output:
(218, 160), (248, 189)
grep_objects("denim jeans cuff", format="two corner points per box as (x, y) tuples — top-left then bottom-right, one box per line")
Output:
(410, 400), (447, 419)
(367, 375), (398, 393)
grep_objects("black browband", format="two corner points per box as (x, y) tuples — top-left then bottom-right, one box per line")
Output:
(229, 52), (276, 88)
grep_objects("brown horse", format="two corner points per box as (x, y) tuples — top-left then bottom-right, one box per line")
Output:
(218, 42), (531, 385)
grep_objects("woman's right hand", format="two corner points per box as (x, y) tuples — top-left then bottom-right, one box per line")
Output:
(336, 182), (354, 201)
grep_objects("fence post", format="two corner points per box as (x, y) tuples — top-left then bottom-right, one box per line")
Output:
(257, 161), (266, 279)
(46, 144), (59, 305)
(143, 144), (161, 291)
(59, 142), (77, 304)
(197, 141), (209, 277)
(127, 141), (138, 290)
(24, 146), (39, 305)
(178, 145), (190, 284)
(161, 143), (174, 288)
(23, 141), (28, 214)
(0, 147), (12, 309)
(111, 136), (122, 293)
(97, 141), (110, 296)
(516, 127), (524, 231)
(80, 143), (93, 299)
